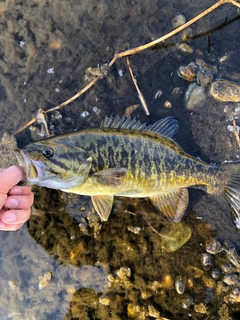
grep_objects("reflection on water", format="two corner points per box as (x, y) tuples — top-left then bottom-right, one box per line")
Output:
(0, 0), (240, 319)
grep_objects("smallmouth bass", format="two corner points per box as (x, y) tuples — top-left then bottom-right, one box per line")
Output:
(15, 115), (240, 228)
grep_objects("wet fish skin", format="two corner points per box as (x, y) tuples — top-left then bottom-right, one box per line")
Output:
(15, 116), (240, 228)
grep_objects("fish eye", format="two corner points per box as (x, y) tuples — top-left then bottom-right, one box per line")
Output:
(42, 147), (54, 159)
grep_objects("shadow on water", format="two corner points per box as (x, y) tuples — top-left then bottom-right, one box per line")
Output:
(0, 0), (240, 319)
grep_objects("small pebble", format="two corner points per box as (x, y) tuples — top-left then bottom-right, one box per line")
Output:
(202, 253), (213, 267)
(212, 268), (221, 280)
(172, 87), (182, 96)
(181, 28), (193, 42)
(154, 90), (163, 100)
(81, 111), (89, 118)
(127, 226), (142, 234)
(175, 275), (186, 294)
(118, 69), (124, 77)
(47, 68), (54, 74)
(9, 280), (17, 290)
(221, 263), (235, 274)
(223, 273), (238, 286)
(164, 100), (172, 108)
(177, 43), (193, 55)
(205, 238), (222, 255)
(178, 65), (195, 82)
(92, 106), (99, 112)
(171, 13), (186, 28)
(182, 295), (194, 309)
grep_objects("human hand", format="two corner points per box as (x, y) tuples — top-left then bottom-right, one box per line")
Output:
(0, 166), (34, 231)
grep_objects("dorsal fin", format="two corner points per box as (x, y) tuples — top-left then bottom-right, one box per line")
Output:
(101, 115), (178, 138)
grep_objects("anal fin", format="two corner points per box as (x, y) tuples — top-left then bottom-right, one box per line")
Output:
(149, 188), (189, 222)
(91, 195), (114, 221)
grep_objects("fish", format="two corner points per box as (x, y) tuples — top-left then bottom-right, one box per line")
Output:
(15, 115), (240, 228)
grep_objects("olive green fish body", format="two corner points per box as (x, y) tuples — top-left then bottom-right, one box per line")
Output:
(55, 128), (215, 197)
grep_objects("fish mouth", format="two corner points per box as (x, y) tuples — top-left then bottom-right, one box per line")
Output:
(14, 149), (39, 182)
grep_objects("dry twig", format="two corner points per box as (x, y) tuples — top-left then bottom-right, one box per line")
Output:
(232, 120), (240, 148)
(126, 57), (150, 116)
(124, 209), (174, 240)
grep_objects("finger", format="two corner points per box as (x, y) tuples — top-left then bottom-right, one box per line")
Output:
(1, 209), (31, 224)
(9, 185), (32, 196)
(0, 168), (4, 174)
(5, 193), (34, 210)
(0, 219), (24, 231)
(0, 166), (26, 193)
(0, 166), (26, 207)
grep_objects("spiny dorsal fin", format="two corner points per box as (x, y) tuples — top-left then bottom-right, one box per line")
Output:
(149, 188), (189, 221)
(101, 115), (178, 138)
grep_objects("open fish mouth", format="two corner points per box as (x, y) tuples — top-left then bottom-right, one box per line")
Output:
(14, 149), (39, 182)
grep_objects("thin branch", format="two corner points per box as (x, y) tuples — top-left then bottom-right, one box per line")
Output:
(46, 76), (100, 114)
(232, 120), (240, 148)
(126, 57), (150, 116)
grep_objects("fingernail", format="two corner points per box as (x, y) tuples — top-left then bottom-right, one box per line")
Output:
(7, 198), (19, 208)
(3, 212), (17, 222)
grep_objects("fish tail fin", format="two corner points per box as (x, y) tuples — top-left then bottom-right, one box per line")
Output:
(218, 161), (240, 229)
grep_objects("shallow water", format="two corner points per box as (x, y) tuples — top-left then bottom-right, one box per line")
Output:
(0, 0), (240, 319)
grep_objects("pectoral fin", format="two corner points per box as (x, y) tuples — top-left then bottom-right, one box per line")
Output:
(93, 168), (127, 186)
(149, 188), (189, 221)
(91, 195), (114, 221)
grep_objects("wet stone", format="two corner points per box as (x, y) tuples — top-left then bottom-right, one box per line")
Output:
(194, 303), (208, 314)
(195, 70), (213, 86)
(229, 287), (240, 303)
(171, 13), (186, 28)
(178, 65), (195, 82)
(182, 295), (194, 309)
(221, 263), (235, 274)
(177, 43), (193, 55)
(202, 253), (213, 267)
(159, 221), (192, 252)
(209, 80), (240, 102)
(205, 238), (222, 255)
(223, 273), (239, 286)
(212, 268), (222, 280)
(175, 275), (186, 294)
(218, 281), (231, 294)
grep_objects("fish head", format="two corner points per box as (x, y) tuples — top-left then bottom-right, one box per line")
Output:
(14, 141), (92, 189)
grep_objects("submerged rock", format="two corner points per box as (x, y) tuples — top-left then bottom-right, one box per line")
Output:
(209, 80), (240, 102)
(160, 221), (192, 252)
(185, 83), (206, 110)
